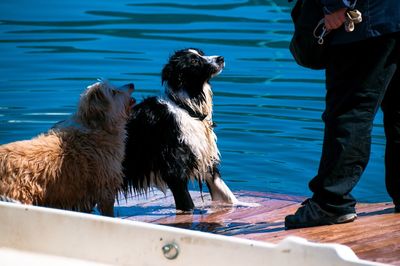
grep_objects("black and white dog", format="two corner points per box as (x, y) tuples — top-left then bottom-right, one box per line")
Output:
(123, 48), (238, 211)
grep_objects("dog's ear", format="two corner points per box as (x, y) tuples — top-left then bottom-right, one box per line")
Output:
(161, 63), (172, 86)
(78, 83), (110, 129)
(162, 63), (183, 91)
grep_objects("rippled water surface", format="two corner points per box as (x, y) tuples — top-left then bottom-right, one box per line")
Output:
(0, 0), (388, 202)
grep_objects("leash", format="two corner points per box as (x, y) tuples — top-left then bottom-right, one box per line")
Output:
(313, 19), (329, 45)
(313, 9), (362, 45)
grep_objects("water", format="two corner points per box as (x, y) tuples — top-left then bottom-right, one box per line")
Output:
(0, 0), (389, 203)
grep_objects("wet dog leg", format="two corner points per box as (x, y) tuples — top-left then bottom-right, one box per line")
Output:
(166, 177), (194, 212)
(98, 196), (115, 217)
(206, 167), (238, 204)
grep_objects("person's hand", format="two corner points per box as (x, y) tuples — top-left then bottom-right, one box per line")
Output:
(324, 8), (347, 30)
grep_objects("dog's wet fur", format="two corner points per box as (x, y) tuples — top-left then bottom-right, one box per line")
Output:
(0, 81), (134, 216)
(123, 48), (238, 211)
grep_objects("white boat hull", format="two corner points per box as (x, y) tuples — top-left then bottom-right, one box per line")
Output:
(0, 202), (385, 266)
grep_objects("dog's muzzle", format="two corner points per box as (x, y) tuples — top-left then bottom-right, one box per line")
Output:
(215, 56), (224, 65)
(118, 83), (135, 94)
(207, 56), (225, 76)
(118, 83), (136, 110)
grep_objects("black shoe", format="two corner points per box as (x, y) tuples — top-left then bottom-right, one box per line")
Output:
(285, 199), (357, 230)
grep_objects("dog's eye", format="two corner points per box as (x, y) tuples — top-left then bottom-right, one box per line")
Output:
(191, 58), (199, 64)
(111, 89), (119, 96)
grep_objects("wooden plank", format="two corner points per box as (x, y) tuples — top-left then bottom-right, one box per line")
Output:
(116, 190), (400, 265)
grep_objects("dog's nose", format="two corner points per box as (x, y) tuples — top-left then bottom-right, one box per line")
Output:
(216, 56), (224, 64)
(118, 83), (135, 94)
(128, 83), (135, 93)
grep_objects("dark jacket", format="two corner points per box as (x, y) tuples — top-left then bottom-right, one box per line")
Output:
(321, 0), (400, 44)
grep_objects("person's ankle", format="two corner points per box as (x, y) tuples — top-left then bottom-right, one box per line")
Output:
(284, 199), (356, 229)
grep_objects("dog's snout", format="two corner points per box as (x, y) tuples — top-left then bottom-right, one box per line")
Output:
(128, 83), (135, 92)
(119, 83), (135, 94)
(216, 56), (224, 64)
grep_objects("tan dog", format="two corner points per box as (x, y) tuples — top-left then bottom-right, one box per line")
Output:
(0, 80), (134, 216)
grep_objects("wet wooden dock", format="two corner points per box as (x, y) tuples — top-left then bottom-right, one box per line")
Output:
(115, 190), (400, 265)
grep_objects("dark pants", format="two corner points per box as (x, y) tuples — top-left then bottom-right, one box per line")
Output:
(309, 33), (400, 214)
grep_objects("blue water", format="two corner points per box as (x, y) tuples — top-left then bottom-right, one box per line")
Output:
(0, 0), (389, 202)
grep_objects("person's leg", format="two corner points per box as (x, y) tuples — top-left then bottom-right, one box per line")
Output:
(381, 38), (400, 211)
(310, 36), (398, 213)
(285, 35), (398, 229)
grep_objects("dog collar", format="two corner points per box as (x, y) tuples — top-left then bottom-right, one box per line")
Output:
(167, 94), (207, 121)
